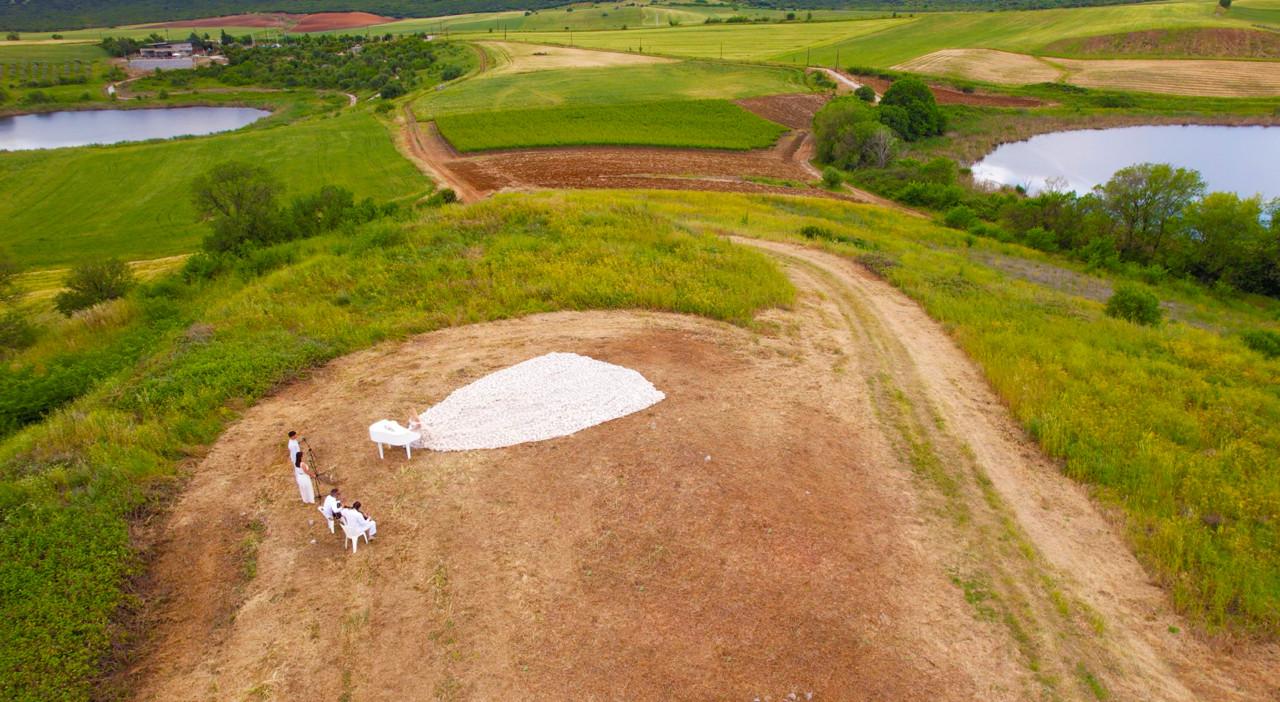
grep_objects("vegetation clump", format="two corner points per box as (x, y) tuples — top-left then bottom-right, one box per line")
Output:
(1104, 282), (1163, 325)
(53, 259), (135, 316)
(877, 76), (945, 141)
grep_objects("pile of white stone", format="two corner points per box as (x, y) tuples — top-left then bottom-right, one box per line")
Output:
(417, 352), (664, 451)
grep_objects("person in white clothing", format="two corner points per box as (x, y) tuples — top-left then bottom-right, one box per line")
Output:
(320, 488), (343, 520)
(287, 430), (302, 467)
(340, 501), (377, 539)
(293, 454), (316, 504)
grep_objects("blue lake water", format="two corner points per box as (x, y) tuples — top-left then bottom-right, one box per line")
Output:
(0, 107), (271, 151)
(972, 125), (1280, 199)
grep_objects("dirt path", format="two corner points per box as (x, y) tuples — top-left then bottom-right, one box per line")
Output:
(734, 239), (1279, 702)
(119, 236), (1277, 700)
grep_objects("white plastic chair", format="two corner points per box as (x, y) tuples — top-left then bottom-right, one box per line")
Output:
(318, 505), (335, 534)
(341, 518), (369, 553)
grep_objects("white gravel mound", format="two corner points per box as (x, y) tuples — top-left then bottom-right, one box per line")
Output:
(418, 352), (664, 451)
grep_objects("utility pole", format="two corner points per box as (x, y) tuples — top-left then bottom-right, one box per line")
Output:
(720, 41), (723, 60)
(805, 47), (810, 66)
(835, 48), (840, 70)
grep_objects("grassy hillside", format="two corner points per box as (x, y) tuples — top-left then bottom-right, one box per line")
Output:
(0, 195), (793, 700)
(415, 60), (809, 117)
(485, 0), (1280, 66)
(435, 98), (787, 151)
(0, 106), (425, 268)
(5, 189), (1280, 699)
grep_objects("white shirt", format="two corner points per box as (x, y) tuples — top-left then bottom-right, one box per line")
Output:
(288, 438), (301, 464)
(321, 494), (341, 519)
(341, 507), (373, 530)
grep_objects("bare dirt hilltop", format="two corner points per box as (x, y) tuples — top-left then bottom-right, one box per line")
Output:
(119, 239), (1278, 701)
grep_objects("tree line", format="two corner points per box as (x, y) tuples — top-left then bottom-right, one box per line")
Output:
(813, 80), (1280, 299)
(135, 33), (466, 99)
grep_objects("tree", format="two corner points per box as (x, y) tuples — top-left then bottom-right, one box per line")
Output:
(878, 77), (944, 141)
(1180, 192), (1267, 288)
(191, 161), (283, 252)
(859, 123), (899, 168)
(1093, 163), (1205, 263)
(1219, 0), (1232, 9)
(54, 259), (134, 316)
(812, 96), (877, 169)
(854, 85), (876, 102)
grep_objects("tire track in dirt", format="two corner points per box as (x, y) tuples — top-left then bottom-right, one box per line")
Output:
(737, 237), (1280, 702)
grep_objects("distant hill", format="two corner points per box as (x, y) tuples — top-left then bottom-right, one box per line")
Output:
(0, 0), (1161, 32)
(0, 0), (567, 32)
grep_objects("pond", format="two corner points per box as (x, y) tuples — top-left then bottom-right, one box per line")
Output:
(972, 125), (1280, 200)
(0, 107), (271, 151)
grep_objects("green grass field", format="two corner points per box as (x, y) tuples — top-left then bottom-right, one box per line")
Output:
(435, 98), (786, 151)
(0, 107), (426, 268)
(355, 5), (884, 35)
(415, 59), (809, 117)
(488, 16), (909, 62)
(464, 0), (1280, 67)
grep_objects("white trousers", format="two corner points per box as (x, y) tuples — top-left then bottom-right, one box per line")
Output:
(295, 471), (315, 503)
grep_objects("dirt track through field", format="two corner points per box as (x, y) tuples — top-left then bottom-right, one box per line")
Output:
(120, 235), (1278, 701)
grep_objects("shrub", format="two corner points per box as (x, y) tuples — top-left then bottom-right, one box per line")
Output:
(878, 77), (944, 141)
(1020, 226), (1058, 251)
(54, 259), (135, 316)
(440, 64), (464, 81)
(425, 188), (457, 207)
(1241, 329), (1280, 358)
(822, 166), (843, 189)
(943, 205), (977, 229)
(854, 85), (875, 102)
(1105, 283), (1162, 325)
(379, 81), (406, 99)
(0, 310), (35, 351)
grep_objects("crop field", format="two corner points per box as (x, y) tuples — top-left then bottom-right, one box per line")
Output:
(1043, 27), (1280, 59)
(435, 98), (786, 151)
(349, 6), (884, 36)
(491, 16), (910, 62)
(896, 48), (1280, 97)
(415, 59), (809, 117)
(0, 109), (425, 268)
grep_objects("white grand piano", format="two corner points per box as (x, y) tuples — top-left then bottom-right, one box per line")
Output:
(368, 420), (422, 459)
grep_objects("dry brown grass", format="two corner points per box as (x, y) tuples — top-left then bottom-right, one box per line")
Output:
(1058, 56), (1280, 97)
(481, 41), (675, 75)
(894, 47), (1280, 97)
(894, 49), (1062, 84)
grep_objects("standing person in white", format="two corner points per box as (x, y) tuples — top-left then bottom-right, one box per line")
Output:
(293, 454), (316, 504)
(340, 501), (377, 539)
(287, 430), (302, 467)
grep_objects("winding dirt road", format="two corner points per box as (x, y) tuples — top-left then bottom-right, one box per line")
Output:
(118, 236), (1277, 701)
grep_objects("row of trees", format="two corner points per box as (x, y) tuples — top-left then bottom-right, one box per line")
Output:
(813, 79), (1280, 297)
(993, 165), (1280, 295)
(199, 34), (461, 98)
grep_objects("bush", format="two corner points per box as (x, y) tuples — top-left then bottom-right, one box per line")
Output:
(1105, 283), (1162, 326)
(425, 188), (457, 207)
(54, 259), (135, 316)
(942, 205), (977, 229)
(854, 85), (875, 102)
(821, 166), (843, 189)
(878, 77), (944, 141)
(379, 81), (406, 99)
(440, 64), (464, 81)
(1241, 329), (1280, 358)
(0, 310), (35, 351)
